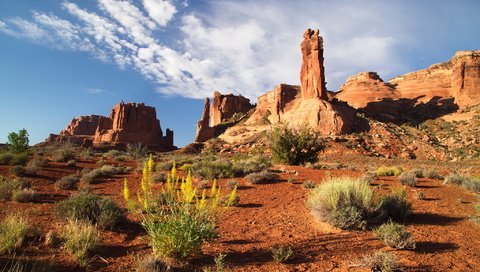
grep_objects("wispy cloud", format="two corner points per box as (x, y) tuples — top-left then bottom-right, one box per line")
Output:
(1, 0), (475, 100)
(85, 88), (115, 96)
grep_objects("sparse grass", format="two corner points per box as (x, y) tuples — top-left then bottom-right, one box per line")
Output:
(398, 172), (417, 187)
(269, 125), (323, 165)
(80, 165), (132, 184)
(53, 142), (76, 162)
(271, 246), (293, 263)
(127, 143), (147, 159)
(0, 214), (29, 254)
(307, 177), (412, 230)
(362, 251), (398, 272)
(55, 192), (124, 229)
(375, 166), (403, 177)
(10, 165), (27, 177)
(191, 159), (235, 180)
(424, 169), (443, 180)
(443, 173), (480, 193)
(0, 152), (28, 166)
(375, 221), (415, 249)
(55, 174), (80, 190)
(0, 177), (32, 201)
(12, 188), (38, 203)
(245, 171), (279, 184)
(303, 180), (316, 189)
(231, 155), (272, 176)
(62, 220), (100, 267)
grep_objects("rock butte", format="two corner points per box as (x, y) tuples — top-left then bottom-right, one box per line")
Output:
(45, 101), (175, 151)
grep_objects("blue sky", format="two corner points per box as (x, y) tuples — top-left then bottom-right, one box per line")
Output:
(0, 0), (479, 147)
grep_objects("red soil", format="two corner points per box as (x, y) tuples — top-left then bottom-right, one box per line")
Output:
(1, 156), (480, 271)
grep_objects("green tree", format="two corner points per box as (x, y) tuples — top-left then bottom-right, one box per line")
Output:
(7, 129), (29, 153)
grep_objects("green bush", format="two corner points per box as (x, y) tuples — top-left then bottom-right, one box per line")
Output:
(0, 152), (14, 165)
(443, 173), (467, 185)
(0, 214), (29, 254)
(375, 221), (415, 249)
(411, 168), (424, 178)
(191, 159), (234, 180)
(127, 143), (148, 159)
(398, 172), (417, 187)
(80, 165), (132, 184)
(271, 246), (293, 263)
(62, 220), (100, 267)
(142, 204), (217, 259)
(0, 152), (29, 166)
(362, 251), (398, 272)
(55, 192), (124, 229)
(231, 155), (272, 176)
(375, 166), (403, 177)
(55, 174), (80, 190)
(379, 188), (412, 222)
(6, 129), (29, 154)
(245, 171), (279, 184)
(25, 157), (46, 175)
(269, 126), (323, 165)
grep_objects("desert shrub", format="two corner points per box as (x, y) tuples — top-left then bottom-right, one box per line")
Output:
(44, 230), (62, 248)
(103, 149), (124, 158)
(152, 172), (168, 183)
(127, 143), (147, 159)
(231, 155), (272, 176)
(362, 251), (398, 272)
(55, 174), (80, 190)
(0, 152), (14, 165)
(375, 166), (403, 177)
(415, 191), (426, 200)
(303, 180), (316, 189)
(80, 165), (131, 184)
(10, 165), (26, 177)
(180, 163), (192, 173)
(12, 188), (38, 203)
(269, 126), (323, 165)
(424, 169), (443, 180)
(9, 152), (29, 166)
(271, 246), (293, 263)
(463, 178), (480, 193)
(443, 173), (467, 185)
(0, 177), (31, 201)
(307, 177), (379, 230)
(398, 172), (417, 187)
(191, 159), (234, 180)
(62, 220), (100, 267)
(411, 168), (424, 178)
(142, 204), (218, 259)
(25, 157), (46, 175)
(379, 189), (412, 222)
(227, 179), (239, 189)
(0, 214), (29, 254)
(375, 221), (415, 249)
(245, 171), (279, 184)
(6, 129), (29, 154)
(53, 141), (76, 162)
(136, 255), (170, 272)
(55, 192), (124, 229)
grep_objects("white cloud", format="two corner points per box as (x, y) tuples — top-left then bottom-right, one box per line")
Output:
(85, 88), (115, 95)
(143, 0), (176, 27)
(2, 0), (462, 101)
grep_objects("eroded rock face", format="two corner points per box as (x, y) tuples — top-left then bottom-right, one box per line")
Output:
(300, 28), (328, 100)
(389, 50), (480, 109)
(45, 102), (175, 150)
(194, 92), (254, 142)
(210, 91), (254, 126)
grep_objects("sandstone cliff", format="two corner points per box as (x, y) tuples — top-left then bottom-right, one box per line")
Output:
(45, 101), (175, 150)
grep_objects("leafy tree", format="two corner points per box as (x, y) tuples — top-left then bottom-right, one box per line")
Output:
(7, 129), (29, 153)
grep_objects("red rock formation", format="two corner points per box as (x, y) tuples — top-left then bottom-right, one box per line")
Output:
(45, 102), (175, 150)
(300, 28), (328, 100)
(389, 50), (480, 109)
(210, 91), (254, 126)
(195, 98), (216, 142)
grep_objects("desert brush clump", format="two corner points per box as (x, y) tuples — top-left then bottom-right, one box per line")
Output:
(80, 164), (132, 184)
(231, 155), (272, 176)
(12, 188), (38, 203)
(24, 157), (46, 176)
(303, 180), (316, 189)
(55, 174), (80, 190)
(269, 125), (323, 165)
(0, 214), (29, 254)
(398, 172), (417, 187)
(424, 169), (443, 180)
(375, 221), (415, 249)
(136, 255), (170, 272)
(245, 171), (279, 184)
(444, 173), (480, 193)
(127, 142), (148, 159)
(10, 165), (27, 177)
(222, 185), (239, 207)
(411, 168), (424, 178)
(191, 158), (235, 180)
(55, 191), (124, 229)
(271, 246), (293, 263)
(362, 251), (398, 272)
(307, 177), (412, 230)
(0, 177), (32, 201)
(53, 141), (77, 162)
(375, 166), (403, 177)
(61, 220), (100, 267)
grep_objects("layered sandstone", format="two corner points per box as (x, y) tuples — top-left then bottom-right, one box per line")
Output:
(300, 29), (328, 100)
(194, 93), (254, 142)
(389, 50), (480, 109)
(45, 102), (175, 150)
